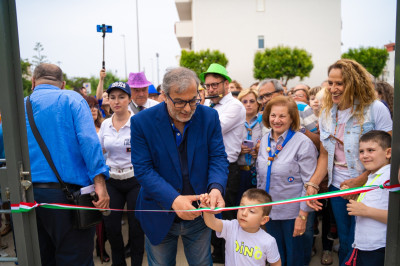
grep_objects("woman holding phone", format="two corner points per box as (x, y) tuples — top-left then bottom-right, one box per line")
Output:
(236, 88), (263, 202)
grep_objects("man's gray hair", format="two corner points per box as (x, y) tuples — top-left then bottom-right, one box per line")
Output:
(33, 63), (63, 83)
(162, 67), (199, 94)
(257, 79), (284, 93)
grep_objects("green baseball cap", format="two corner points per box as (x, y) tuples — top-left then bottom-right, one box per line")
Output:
(199, 63), (232, 83)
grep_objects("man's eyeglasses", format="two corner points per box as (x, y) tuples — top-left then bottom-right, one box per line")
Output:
(166, 93), (201, 108)
(242, 99), (257, 104)
(203, 80), (224, 90)
(292, 93), (306, 98)
(257, 91), (277, 101)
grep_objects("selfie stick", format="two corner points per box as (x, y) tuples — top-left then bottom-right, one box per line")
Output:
(97, 24), (112, 69)
(102, 25), (105, 69)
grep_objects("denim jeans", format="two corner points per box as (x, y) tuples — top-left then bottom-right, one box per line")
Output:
(329, 185), (355, 266)
(266, 219), (305, 266)
(145, 217), (212, 266)
(303, 211), (315, 266)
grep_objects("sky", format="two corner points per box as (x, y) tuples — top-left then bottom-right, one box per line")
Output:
(15, 0), (397, 86)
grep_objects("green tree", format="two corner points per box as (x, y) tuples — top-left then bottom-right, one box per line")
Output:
(179, 49), (228, 77)
(253, 46), (314, 86)
(32, 42), (48, 66)
(341, 47), (389, 79)
(64, 70), (121, 95)
(21, 59), (32, 96)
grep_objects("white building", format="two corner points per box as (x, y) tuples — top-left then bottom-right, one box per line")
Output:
(175, 0), (342, 88)
(381, 43), (395, 86)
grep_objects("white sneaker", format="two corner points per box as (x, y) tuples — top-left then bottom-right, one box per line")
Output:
(0, 250), (9, 257)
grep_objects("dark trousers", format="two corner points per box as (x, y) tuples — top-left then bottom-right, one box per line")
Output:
(344, 247), (385, 266)
(266, 219), (305, 266)
(321, 199), (334, 251)
(222, 162), (240, 220)
(34, 187), (95, 266)
(212, 162), (240, 258)
(103, 177), (144, 266)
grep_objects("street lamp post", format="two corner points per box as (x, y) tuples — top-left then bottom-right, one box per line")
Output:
(121, 34), (127, 80)
(136, 0), (141, 72)
(156, 52), (160, 86)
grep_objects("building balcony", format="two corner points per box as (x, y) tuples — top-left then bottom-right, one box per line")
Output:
(175, 0), (192, 21)
(175, 20), (193, 50)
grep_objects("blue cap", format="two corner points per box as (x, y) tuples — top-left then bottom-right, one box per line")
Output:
(107, 81), (131, 97)
(148, 84), (160, 95)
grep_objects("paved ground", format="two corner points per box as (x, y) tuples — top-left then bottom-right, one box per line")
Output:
(0, 212), (339, 265)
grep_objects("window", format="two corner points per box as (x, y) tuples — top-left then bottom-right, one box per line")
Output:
(258, 36), (264, 49)
(256, 0), (265, 12)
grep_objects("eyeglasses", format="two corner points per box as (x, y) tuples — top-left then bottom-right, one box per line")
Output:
(292, 93), (306, 98)
(203, 80), (224, 90)
(166, 93), (201, 108)
(242, 99), (257, 104)
(90, 105), (99, 110)
(257, 91), (277, 101)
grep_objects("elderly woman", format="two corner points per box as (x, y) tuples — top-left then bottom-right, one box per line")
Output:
(236, 88), (263, 202)
(257, 96), (318, 266)
(306, 59), (392, 265)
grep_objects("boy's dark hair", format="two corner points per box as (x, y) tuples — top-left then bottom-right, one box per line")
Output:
(360, 130), (392, 150)
(242, 188), (272, 216)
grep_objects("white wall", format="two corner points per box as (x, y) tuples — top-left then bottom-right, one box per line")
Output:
(191, 0), (341, 88)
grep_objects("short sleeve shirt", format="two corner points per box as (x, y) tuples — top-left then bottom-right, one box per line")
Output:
(98, 112), (133, 169)
(217, 219), (280, 265)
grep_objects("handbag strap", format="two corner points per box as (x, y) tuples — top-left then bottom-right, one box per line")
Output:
(26, 96), (74, 201)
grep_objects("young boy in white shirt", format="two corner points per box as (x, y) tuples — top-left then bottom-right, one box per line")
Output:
(344, 130), (391, 266)
(200, 188), (281, 266)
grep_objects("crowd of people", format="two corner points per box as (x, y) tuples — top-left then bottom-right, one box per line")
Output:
(0, 57), (393, 265)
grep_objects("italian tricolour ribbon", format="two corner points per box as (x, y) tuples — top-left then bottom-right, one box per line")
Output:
(11, 182), (400, 213)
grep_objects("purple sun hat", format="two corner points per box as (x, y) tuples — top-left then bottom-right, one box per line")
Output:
(127, 72), (152, 88)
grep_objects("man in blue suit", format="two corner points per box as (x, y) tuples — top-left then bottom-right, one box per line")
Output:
(131, 67), (229, 265)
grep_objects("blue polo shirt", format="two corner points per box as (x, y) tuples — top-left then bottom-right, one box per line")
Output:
(25, 84), (109, 187)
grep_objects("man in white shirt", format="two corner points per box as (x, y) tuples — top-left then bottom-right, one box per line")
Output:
(127, 72), (159, 114)
(199, 63), (246, 263)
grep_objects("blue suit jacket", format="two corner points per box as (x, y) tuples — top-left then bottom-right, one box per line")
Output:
(130, 102), (229, 245)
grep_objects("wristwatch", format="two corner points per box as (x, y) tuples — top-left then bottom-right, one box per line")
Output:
(300, 127), (306, 134)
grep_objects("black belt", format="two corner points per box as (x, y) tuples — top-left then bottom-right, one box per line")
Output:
(33, 182), (81, 190)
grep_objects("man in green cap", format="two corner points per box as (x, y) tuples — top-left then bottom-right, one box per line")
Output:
(200, 63), (246, 263)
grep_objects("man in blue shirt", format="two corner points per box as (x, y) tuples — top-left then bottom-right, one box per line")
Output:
(131, 67), (229, 265)
(25, 63), (109, 265)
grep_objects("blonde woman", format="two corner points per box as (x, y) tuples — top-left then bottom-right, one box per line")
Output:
(306, 59), (392, 265)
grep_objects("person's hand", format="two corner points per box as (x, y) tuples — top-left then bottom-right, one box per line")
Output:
(241, 144), (251, 154)
(172, 195), (200, 220)
(340, 176), (366, 200)
(347, 199), (367, 217)
(305, 186), (323, 211)
(255, 140), (261, 155)
(250, 148), (258, 159)
(199, 193), (211, 208)
(208, 188), (225, 214)
(293, 216), (307, 237)
(93, 176), (110, 209)
(100, 69), (106, 80)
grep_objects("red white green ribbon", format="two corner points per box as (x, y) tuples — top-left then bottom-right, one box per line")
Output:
(11, 182), (400, 213)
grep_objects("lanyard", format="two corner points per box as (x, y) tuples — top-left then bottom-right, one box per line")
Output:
(357, 173), (382, 202)
(244, 115), (260, 165)
(265, 128), (296, 193)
